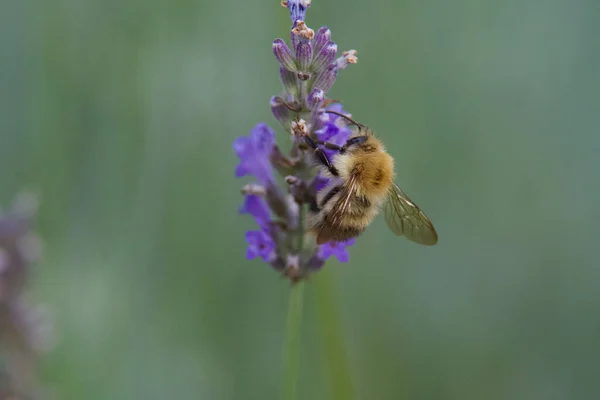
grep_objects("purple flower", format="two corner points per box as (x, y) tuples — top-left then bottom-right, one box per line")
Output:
(245, 229), (275, 262)
(233, 123), (276, 185)
(239, 195), (270, 227)
(235, 0), (360, 281)
(317, 239), (356, 263)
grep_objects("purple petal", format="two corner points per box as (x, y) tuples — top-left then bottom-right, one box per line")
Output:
(250, 123), (275, 154)
(233, 137), (251, 157)
(335, 250), (349, 263)
(239, 195), (270, 225)
(317, 238), (355, 263)
(235, 163), (250, 177)
(245, 229), (276, 262)
(245, 230), (261, 244)
(317, 244), (333, 260)
(246, 247), (258, 260)
(315, 123), (339, 141)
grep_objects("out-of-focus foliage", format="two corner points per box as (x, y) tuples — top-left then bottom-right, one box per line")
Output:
(1, 0), (599, 399)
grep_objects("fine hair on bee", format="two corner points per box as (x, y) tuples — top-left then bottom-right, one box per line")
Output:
(303, 111), (438, 246)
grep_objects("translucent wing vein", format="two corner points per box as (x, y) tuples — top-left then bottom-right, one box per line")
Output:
(384, 183), (438, 246)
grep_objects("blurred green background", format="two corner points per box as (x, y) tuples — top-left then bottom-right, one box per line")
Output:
(2, 0), (600, 399)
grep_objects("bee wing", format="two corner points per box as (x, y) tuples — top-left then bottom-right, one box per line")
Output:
(316, 173), (359, 245)
(384, 183), (438, 245)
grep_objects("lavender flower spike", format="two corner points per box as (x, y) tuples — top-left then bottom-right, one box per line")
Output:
(0, 193), (50, 399)
(235, 0), (359, 282)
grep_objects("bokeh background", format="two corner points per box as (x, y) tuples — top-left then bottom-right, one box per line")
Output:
(2, 0), (600, 399)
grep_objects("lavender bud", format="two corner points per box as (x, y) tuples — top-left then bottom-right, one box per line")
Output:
(273, 39), (298, 72)
(313, 26), (331, 54)
(271, 96), (291, 126)
(307, 88), (325, 111)
(285, 195), (300, 230)
(265, 184), (288, 220)
(279, 66), (298, 96)
(312, 65), (337, 94)
(295, 41), (313, 72)
(282, 0), (312, 25)
(290, 30), (299, 56)
(311, 42), (337, 73)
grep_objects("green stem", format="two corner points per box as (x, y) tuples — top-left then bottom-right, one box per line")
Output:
(281, 282), (305, 400)
(315, 268), (355, 400)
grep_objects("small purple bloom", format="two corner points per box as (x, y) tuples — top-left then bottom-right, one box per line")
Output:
(315, 104), (353, 157)
(233, 123), (276, 185)
(318, 239), (356, 263)
(239, 195), (270, 227)
(245, 229), (275, 262)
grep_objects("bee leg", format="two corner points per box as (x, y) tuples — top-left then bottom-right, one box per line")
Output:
(341, 136), (368, 152)
(307, 195), (320, 212)
(315, 141), (343, 151)
(317, 137), (368, 154)
(303, 136), (339, 176)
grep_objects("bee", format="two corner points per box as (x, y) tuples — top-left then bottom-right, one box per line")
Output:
(302, 111), (438, 246)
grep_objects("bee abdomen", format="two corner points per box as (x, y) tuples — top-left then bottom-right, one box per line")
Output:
(312, 221), (365, 243)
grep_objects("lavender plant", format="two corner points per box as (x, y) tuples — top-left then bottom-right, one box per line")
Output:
(0, 194), (48, 400)
(234, 0), (359, 282)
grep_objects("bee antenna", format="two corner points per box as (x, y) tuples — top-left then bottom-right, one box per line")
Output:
(324, 110), (365, 132)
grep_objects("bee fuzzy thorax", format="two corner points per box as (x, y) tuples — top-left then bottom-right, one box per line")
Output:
(335, 135), (395, 197)
(306, 132), (396, 244)
(304, 123), (438, 246)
